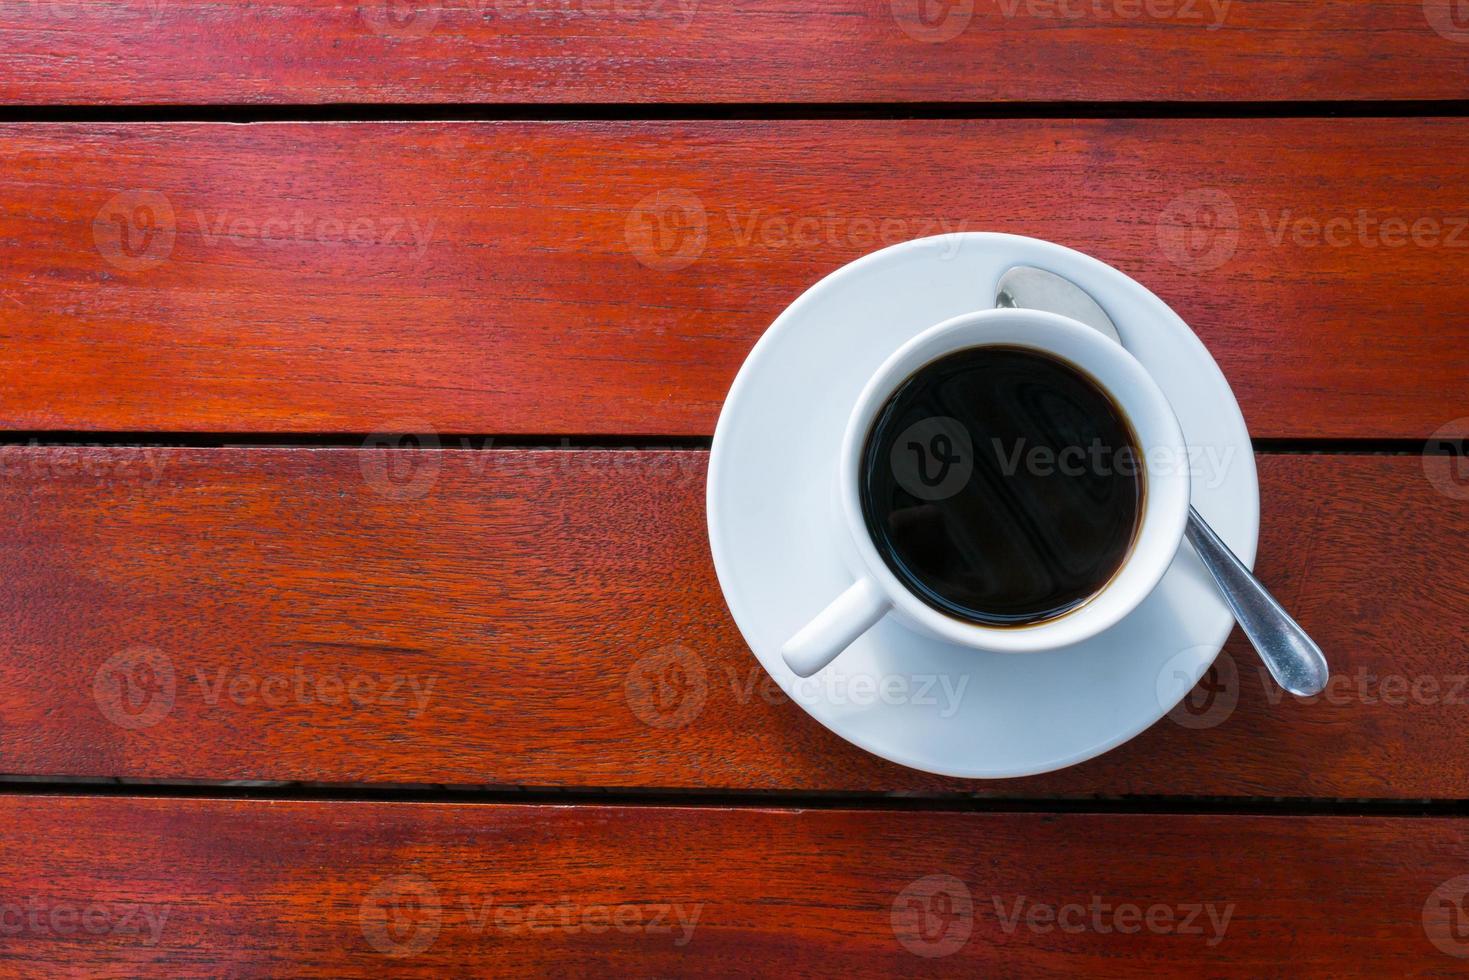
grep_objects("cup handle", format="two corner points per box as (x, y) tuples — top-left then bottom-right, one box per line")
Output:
(780, 576), (891, 678)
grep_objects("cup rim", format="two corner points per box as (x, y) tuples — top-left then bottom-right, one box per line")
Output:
(838, 306), (1190, 653)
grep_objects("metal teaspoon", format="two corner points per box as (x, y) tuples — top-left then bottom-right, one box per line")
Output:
(995, 265), (1329, 697)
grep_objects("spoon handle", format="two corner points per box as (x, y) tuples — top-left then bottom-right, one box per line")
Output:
(1184, 505), (1329, 696)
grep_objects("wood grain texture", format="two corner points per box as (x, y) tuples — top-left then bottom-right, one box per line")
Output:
(3, 120), (1468, 438)
(0, 797), (1465, 976)
(1, 0), (1467, 104)
(1, 447), (1464, 797)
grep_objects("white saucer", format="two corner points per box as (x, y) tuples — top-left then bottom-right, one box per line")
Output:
(706, 233), (1259, 778)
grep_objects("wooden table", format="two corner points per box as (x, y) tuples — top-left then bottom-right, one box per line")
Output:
(1, 2), (1467, 975)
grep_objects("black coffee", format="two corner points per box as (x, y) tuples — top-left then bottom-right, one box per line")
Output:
(860, 345), (1143, 627)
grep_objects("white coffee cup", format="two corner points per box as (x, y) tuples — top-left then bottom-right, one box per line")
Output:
(780, 307), (1191, 678)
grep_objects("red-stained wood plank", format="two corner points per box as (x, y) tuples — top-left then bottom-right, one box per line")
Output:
(1, 0), (1467, 104)
(0, 448), (1464, 797)
(2, 120), (1467, 438)
(0, 797), (1464, 975)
